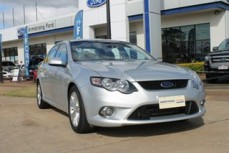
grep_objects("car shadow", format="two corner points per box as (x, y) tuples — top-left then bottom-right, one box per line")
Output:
(50, 106), (69, 117)
(96, 118), (204, 137)
(203, 75), (229, 84)
(49, 105), (205, 137)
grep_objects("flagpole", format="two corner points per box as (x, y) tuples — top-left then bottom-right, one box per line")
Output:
(2, 12), (5, 29)
(35, 1), (38, 22)
(12, 8), (15, 27)
(23, 4), (26, 24)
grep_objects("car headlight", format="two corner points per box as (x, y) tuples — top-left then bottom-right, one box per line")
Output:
(205, 56), (211, 61)
(90, 77), (137, 94)
(190, 71), (203, 90)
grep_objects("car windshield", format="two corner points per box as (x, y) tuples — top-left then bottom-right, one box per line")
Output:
(217, 39), (229, 51)
(70, 41), (155, 61)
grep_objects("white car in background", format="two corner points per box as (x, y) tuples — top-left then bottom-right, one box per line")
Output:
(2, 71), (12, 79)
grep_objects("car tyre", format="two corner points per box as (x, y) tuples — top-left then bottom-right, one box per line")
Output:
(37, 82), (50, 109)
(68, 86), (93, 133)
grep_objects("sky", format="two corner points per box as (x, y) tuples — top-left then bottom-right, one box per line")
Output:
(0, 0), (79, 29)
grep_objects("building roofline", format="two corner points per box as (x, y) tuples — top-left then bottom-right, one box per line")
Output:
(161, 1), (229, 16)
(128, 1), (229, 21)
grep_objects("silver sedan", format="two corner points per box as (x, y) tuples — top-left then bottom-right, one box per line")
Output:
(37, 39), (206, 133)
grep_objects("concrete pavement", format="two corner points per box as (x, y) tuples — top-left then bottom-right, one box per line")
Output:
(0, 84), (228, 153)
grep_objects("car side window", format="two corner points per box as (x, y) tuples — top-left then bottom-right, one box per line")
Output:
(45, 45), (58, 63)
(56, 44), (68, 64)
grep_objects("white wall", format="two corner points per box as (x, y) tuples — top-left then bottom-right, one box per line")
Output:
(0, 27), (18, 42)
(210, 10), (227, 47)
(110, 0), (129, 41)
(79, 0), (130, 41)
(162, 0), (227, 10)
(225, 10), (229, 39)
(130, 21), (145, 49)
(78, 1), (107, 38)
(162, 12), (210, 28)
(127, 0), (143, 16)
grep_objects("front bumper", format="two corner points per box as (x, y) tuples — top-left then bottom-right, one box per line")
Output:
(80, 80), (206, 127)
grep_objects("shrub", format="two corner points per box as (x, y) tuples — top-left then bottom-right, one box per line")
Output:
(177, 62), (204, 73)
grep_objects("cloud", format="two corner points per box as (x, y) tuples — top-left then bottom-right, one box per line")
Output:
(0, 0), (78, 29)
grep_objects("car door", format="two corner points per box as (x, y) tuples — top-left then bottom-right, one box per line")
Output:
(51, 43), (70, 108)
(39, 45), (58, 101)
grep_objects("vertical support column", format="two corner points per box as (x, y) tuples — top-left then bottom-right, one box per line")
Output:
(144, 0), (162, 60)
(225, 10), (229, 39)
(110, 0), (129, 41)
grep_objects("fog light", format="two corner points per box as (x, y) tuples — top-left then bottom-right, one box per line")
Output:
(99, 107), (114, 117)
(200, 99), (206, 106)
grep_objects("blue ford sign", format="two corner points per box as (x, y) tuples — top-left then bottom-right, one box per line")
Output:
(21, 27), (30, 77)
(87, 0), (106, 8)
(17, 27), (26, 36)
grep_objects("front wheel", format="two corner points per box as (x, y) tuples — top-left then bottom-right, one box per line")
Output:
(68, 86), (93, 133)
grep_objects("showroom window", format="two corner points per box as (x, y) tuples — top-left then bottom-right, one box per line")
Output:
(29, 43), (47, 57)
(130, 31), (137, 45)
(3, 47), (18, 63)
(162, 23), (210, 63)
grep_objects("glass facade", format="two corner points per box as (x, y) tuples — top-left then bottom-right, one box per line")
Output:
(130, 31), (137, 45)
(29, 43), (47, 57)
(3, 47), (18, 63)
(162, 23), (210, 63)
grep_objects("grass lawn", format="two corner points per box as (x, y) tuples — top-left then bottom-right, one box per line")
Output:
(3, 86), (36, 98)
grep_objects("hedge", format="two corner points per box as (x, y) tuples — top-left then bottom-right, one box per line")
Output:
(177, 62), (204, 73)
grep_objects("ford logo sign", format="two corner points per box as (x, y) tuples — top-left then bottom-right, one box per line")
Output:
(87, 0), (106, 8)
(17, 27), (25, 36)
(160, 81), (174, 88)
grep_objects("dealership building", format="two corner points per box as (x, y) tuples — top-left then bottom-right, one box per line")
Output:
(1, 0), (229, 64)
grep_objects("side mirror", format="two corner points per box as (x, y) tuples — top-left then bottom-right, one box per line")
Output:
(48, 58), (66, 67)
(212, 46), (218, 51)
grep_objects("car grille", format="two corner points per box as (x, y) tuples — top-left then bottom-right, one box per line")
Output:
(128, 101), (199, 120)
(138, 80), (188, 90)
(211, 54), (229, 63)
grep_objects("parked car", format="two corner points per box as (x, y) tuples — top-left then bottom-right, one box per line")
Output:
(204, 38), (229, 83)
(2, 70), (12, 79)
(37, 39), (206, 133)
(2, 60), (17, 72)
(28, 56), (44, 78)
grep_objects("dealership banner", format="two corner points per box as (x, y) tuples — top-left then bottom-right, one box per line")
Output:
(73, 10), (83, 39)
(22, 27), (30, 77)
(0, 34), (3, 82)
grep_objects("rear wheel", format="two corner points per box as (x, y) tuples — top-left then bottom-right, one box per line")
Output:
(37, 82), (49, 109)
(68, 86), (93, 133)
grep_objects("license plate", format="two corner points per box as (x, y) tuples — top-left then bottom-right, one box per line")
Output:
(218, 65), (228, 70)
(159, 95), (185, 109)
